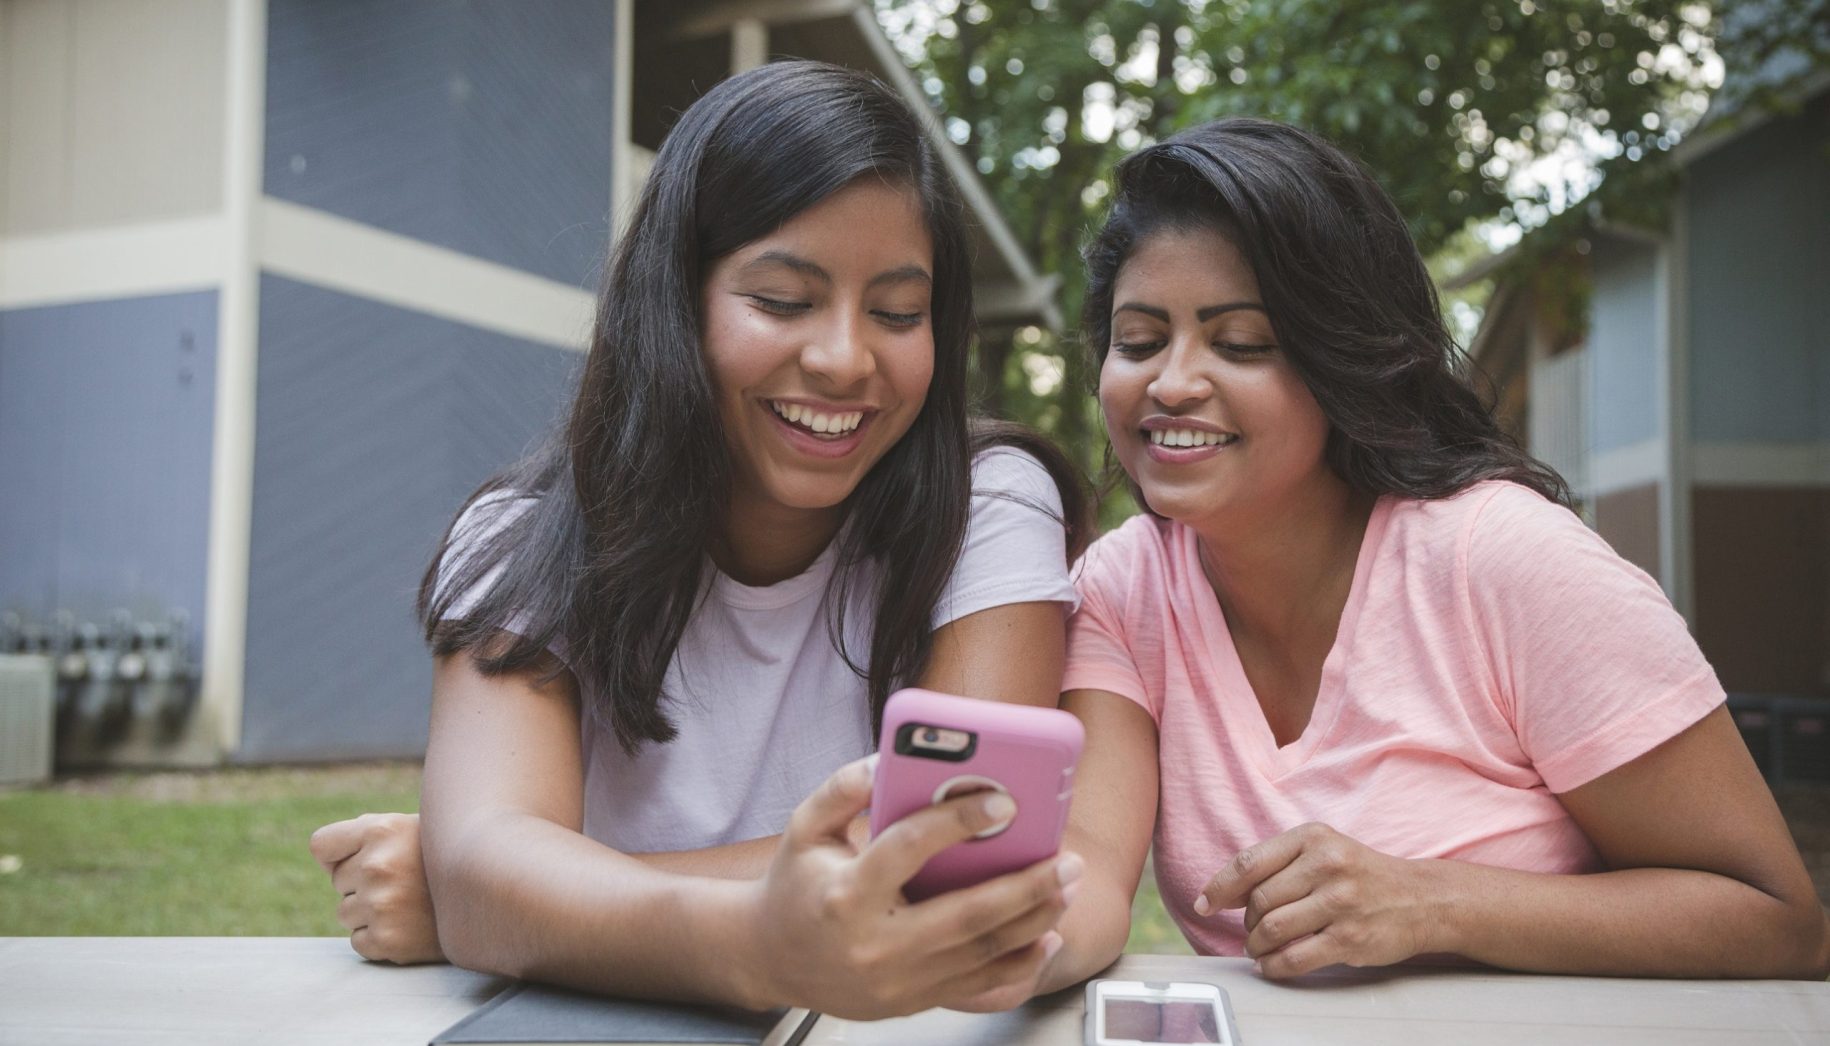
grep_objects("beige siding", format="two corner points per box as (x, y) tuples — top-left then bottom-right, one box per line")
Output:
(2, 0), (71, 231)
(3, 0), (228, 235)
(0, 3), (9, 223)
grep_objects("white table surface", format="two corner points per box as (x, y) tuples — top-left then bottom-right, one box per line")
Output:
(3, 937), (1827, 1046)
(811, 953), (1830, 1045)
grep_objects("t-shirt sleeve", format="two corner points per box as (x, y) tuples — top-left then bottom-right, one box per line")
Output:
(435, 491), (535, 621)
(1062, 522), (1160, 722)
(931, 448), (1079, 628)
(1464, 483), (1725, 793)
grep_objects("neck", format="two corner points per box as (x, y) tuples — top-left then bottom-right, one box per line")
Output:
(1191, 474), (1376, 649)
(711, 490), (847, 587)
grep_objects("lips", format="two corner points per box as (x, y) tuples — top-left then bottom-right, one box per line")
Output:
(1146, 427), (1239, 449)
(769, 399), (864, 437)
(762, 399), (876, 460)
(1137, 416), (1240, 464)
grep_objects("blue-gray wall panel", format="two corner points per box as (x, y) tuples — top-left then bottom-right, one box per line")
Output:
(264, 0), (616, 287)
(1588, 240), (1661, 453)
(1687, 93), (1830, 444)
(0, 293), (217, 649)
(239, 275), (577, 761)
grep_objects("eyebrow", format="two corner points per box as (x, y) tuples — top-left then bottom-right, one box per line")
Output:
(867, 264), (933, 289)
(743, 250), (829, 283)
(741, 251), (931, 289)
(1114, 301), (1267, 322)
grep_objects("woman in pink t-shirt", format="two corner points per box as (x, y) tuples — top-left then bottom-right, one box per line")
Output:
(1035, 118), (1827, 988)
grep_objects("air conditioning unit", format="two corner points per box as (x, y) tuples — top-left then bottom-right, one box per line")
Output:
(0, 655), (55, 786)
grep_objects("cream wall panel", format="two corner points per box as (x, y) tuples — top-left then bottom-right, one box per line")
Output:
(0, 3), (10, 222)
(68, 0), (227, 228)
(3, 0), (227, 235)
(2, 0), (74, 233)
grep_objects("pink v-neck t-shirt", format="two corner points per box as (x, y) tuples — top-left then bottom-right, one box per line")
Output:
(1062, 480), (1725, 956)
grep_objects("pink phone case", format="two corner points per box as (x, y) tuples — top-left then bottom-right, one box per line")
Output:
(868, 688), (1084, 901)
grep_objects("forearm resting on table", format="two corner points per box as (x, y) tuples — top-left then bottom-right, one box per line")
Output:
(1423, 859), (1830, 979)
(635, 816), (871, 880)
(427, 807), (766, 1006)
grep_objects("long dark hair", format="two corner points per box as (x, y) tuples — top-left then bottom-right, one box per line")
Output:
(1082, 118), (1570, 509)
(420, 61), (1069, 754)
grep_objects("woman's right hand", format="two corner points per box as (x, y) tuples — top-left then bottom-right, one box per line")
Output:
(309, 812), (445, 965)
(742, 755), (1081, 1019)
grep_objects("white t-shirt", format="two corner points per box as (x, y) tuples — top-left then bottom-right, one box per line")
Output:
(442, 448), (1076, 852)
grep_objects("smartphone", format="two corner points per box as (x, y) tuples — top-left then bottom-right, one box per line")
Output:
(1084, 980), (1240, 1046)
(867, 687), (1083, 901)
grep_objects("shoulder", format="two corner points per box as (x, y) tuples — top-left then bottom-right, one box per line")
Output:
(455, 487), (538, 528)
(934, 450), (1079, 624)
(1449, 480), (1601, 578)
(433, 489), (544, 620)
(1382, 480), (1583, 573)
(969, 445), (1064, 506)
(957, 446), (1071, 543)
(1073, 513), (1177, 601)
(448, 489), (539, 551)
(1459, 479), (1580, 532)
(1081, 512), (1176, 564)
(1438, 481), (1667, 636)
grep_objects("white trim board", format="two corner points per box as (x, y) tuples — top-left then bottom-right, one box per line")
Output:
(1692, 442), (1830, 488)
(0, 214), (228, 310)
(201, 0), (267, 759)
(1588, 439), (1667, 498)
(257, 198), (594, 352)
(609, 0), (634, 240)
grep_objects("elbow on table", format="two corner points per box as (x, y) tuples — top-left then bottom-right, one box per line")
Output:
(1048, 890), (1132, 991)
(1795, 906), (1830, 982)
(1752, 895), (1830, 981)
(423, 841), (528, 980)
(425, 881), (501, 977)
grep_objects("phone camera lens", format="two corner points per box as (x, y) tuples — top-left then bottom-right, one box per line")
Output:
(921, 728), (939, 744)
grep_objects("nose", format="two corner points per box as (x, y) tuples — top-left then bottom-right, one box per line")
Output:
(799, 309), (876, 389)
(1145, 336), (1213, 409)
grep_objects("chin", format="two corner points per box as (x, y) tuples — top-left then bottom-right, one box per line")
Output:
(1138, 481), (1233, 524)
(761, 473), (862, 512)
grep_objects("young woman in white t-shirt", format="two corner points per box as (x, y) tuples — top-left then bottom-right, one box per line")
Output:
(306, 62), (1091, 1017)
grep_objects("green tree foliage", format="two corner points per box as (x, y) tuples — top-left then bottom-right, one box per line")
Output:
(877, 0), (1739, 473)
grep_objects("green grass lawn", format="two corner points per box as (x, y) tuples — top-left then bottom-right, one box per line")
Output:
(0, 763), (1194, 953)
(0, 765), (419, 936)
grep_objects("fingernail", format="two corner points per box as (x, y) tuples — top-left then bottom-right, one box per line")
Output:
(1042, 931), (1064, 961)
(1055, 852), (1085, 887)
(1061, 880), (1082, 907)
(1193, 894), (1211, 916)
(982, 792), (1016, 824)
(863, 753), (880, 777)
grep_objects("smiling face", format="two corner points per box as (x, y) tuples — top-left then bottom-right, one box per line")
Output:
(700, 178), (937, 522)
(1098, 225), (1334, 526)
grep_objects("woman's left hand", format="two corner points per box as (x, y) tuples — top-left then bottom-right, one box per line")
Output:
(1194, 822), (1444, 978)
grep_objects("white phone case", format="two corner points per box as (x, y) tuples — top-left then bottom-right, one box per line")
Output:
(1082, 979), (1241, 1046)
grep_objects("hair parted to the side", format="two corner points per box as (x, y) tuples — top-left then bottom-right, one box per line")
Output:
(1081, 117), (1571, 511)
(419, 61), (1086, 754)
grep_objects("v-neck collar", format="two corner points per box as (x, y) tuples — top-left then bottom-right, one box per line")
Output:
(1181, 496), (1393, 780)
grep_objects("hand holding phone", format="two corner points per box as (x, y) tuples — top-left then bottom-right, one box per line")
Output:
(868, 688), (1083, 901)
(1085, 980), (1240, 1046)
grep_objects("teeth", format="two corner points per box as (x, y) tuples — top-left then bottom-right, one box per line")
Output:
(1149, 428), (1233, 447)
(771, 401), (864, 435)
